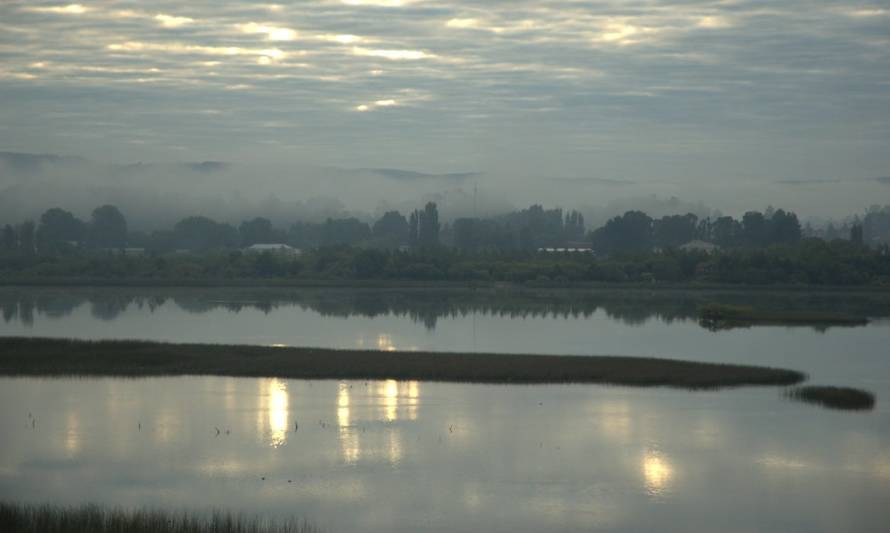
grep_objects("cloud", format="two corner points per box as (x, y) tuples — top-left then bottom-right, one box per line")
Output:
(697, 16), (733, 29)
(351, 47), (433, 60)
(1, 0), (888, 220)
(236, 22), (298, 41)
(844, 8), (888, 18)
(354, 99), (399, 111)
(22, 4), (87, 15)
(340, 0), (418, 6)
(155, 14), (195, 28)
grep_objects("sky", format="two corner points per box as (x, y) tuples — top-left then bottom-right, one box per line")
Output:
(1, 1), (889, 219)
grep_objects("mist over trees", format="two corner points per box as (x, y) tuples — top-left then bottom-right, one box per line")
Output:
(4, 200), (890, 255)
(1, 199), (889, 286)
(589, 208), (804, 255)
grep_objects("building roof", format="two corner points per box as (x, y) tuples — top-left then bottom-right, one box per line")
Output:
(245, 243), (300, 252)
(679, 240), (719, 251)
(246, 243), (291, 248)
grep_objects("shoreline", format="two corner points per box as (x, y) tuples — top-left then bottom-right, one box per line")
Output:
(699, 303), (870, 328)
(1, 278), (889, 293)
(0, 337), (806, 389)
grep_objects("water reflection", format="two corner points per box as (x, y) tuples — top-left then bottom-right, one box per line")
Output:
(377, 334), (396, 351)
(260, 379), (289, 448)
(599, 401), (632, 442)
(381, 380), (399, 422)
(1, 377), (888, 533)
(337, 383), (351, 429)
(642, 450), (674, 497)
(2, 287), (886, 332)
(63, 412), (80, 458)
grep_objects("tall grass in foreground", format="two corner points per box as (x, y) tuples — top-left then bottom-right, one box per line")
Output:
(0, 503), (320, 533)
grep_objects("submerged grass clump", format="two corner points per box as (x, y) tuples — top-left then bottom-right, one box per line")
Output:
(0, 502), (319, 533)
(0, 337), (805, 389)
(786, 386), (876, 411)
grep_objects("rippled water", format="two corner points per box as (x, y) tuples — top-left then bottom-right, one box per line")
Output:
(1, 287), (889, 531)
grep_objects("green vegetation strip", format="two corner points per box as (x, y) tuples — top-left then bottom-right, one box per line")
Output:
(0, 337), (805, 389)
(786, 386), (876, 411)
(699, 303), (868, 326)
(0, 502), (318, 533)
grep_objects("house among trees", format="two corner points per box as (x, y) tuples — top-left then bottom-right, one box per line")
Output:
(679, 240), (719, 253)
(244, 243), (301, 256)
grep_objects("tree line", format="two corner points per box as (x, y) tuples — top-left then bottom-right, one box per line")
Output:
(6, 202), (888, 256)
(2, 202), (889, 286)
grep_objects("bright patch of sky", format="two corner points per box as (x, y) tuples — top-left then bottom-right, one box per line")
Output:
(1, 0), (888, 200)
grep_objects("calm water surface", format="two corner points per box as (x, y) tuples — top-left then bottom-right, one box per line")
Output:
(1, 287), (889, 531)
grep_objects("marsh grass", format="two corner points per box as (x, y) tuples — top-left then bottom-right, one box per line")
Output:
(0, 503), (319, 533)
(699, 303), (868, 328)
(0, 337), (805, 389)
(786, 386), (876, 411)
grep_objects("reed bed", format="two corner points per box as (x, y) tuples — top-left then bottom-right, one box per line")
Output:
(786, 386), (876, 410)
(0, 337), (806, 389)
(0, 503), (319, 533)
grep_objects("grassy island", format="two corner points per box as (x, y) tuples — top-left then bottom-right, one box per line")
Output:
(0, 337), (807, 389)
(786, 386), (876, 410)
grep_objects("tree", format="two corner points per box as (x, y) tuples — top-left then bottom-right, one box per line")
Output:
(372, 211), (409, 247)
(408, 211), (419, 247)
(173, 216), (238, 250)
(288, 222), (323, 249)
(239, 217), (275, 246)
(18, 221), (35, 255)
(321, 218), (371, 246)
(564, 210), (585, 241)
(851, 223), (864, 246)
(769, 209), (801, 244)
(591, 210), (653, 254)
(36, 207), (86, 252)
(653, 213), (699, 248)
(89, 205), (128, 248)
(741, 211), (768, 247)
(418, 202), (440, 247)
(500, 204), (565, 247)
(2, 225), (16, 251)
(519, 226), (533, 250)
(453, 218), (476, 250)
(710, 216), (740, 248)
(353, 249), (388, 278)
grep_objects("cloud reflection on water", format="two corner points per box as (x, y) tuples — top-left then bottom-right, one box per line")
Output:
(1, 376), (888, 532)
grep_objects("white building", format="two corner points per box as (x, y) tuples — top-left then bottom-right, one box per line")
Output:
(244, 243), (302, 256)
(679, 240), (719, 253)
(537, 247), (594, 254)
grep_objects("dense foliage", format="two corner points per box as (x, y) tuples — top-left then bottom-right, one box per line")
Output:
(2, 203), (889, 286)
(0, 238), (887, 286)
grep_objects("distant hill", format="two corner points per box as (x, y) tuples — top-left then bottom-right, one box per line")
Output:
(358, 168), (478, 182)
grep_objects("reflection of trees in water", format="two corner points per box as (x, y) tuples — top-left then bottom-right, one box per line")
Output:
(90, 295), (135, 321)
(19, 299), (34, 327)
(34, 294), (82, 318)
(1, 288), (888, 331)
(1, 300), (17, 323)
(172, 297), (218, 315)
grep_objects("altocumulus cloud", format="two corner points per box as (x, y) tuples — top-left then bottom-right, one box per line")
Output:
(0, 0), (888, 209)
